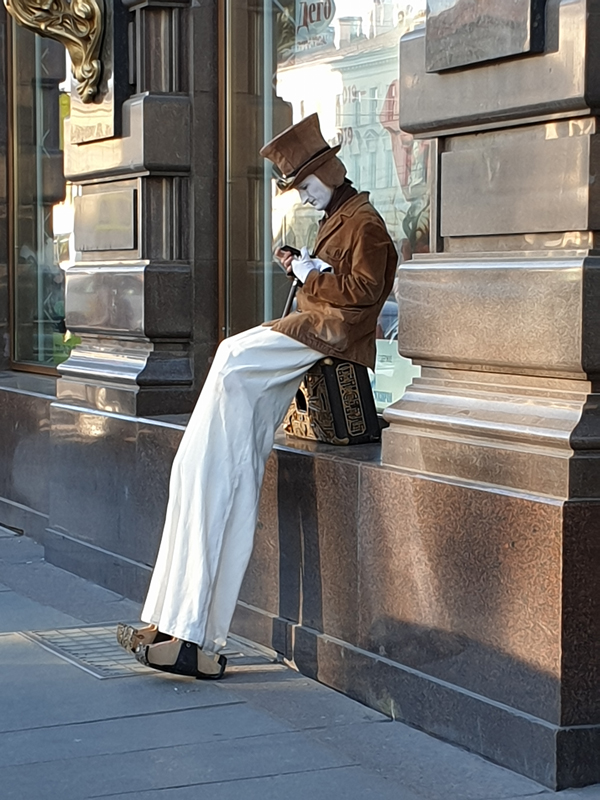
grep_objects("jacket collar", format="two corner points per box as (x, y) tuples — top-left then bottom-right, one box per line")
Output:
(314, 192), (370, 252)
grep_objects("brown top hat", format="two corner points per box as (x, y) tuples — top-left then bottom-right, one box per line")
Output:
(260, 113), (341, 191)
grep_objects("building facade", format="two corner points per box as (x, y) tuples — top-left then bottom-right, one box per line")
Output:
(1, 0), (599, 790)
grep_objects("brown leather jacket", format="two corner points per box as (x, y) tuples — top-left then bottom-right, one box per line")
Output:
(268, 192), (397, 369)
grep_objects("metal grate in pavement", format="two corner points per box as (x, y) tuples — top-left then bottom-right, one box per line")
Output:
(20, 625), (276, 679)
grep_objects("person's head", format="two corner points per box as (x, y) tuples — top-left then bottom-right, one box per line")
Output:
(260, 113), (346, 200)
(297, 174), (333, 210)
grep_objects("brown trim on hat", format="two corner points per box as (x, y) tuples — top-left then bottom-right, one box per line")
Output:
(276, 144), (342, 191)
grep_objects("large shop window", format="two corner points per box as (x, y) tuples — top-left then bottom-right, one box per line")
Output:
(9, 22), (70, 369)
(225, 0), (430, 410)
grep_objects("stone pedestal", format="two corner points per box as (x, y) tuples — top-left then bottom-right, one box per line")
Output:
(377, 0), (600, 787)
(42, 0), (221, 611)
(55, 0), (219, 416)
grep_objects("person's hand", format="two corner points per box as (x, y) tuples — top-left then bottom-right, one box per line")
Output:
(290, 247), (316, 283)
(275, 247), (295, 275)
(291, 247), (333, 283)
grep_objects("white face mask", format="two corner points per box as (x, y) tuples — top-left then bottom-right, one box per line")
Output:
(297, 174), (333, 211)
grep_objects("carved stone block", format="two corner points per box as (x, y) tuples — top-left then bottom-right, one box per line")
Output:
(426, 0), (546, 73)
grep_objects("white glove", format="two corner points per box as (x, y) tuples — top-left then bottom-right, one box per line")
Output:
(291, 246), (333, 283)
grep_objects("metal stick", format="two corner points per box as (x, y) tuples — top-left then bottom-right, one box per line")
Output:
(282, 276), (300, 318)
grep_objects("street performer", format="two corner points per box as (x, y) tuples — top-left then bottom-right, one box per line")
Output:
(117, 113), (397, 679)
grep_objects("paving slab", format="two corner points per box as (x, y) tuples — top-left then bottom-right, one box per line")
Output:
(502, 793), (600, 800)
(0, 527), (21, 538)
(307, 718), (548, 800)
(0, 534), (51, 564)
(0, 703), (291, 768)
(215, 670), (549, 800)
(1, 534), (600, 800)
(0, 589), (83, 631)
(0, 727), (357, 800)
(86, 764), (423, 800)
(0, 536), (140, 623)
(0, 634), (239, 734)
(220, 666), (386, 728)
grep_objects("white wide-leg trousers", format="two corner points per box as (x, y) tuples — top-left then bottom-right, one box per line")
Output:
(141, 325), (321, 653)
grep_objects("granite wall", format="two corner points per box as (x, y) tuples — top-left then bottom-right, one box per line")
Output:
(0, 376), (54, 541)
(231, 437), (600, 789)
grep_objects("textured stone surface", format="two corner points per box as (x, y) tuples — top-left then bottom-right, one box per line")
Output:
(381, 366), (600, 499)
(277, 450), (360, 643)
(0, 384), (53, 518)
(561, 500), (600, 726)
(234, 444), (600, 789)
(441, 127), (597, 237)
(400, 0), (600, 136)
(37, 399), (600, 788)
(396, 257), (587, 377)
(239, 452), (281, 617)
(44, 530), (152, 604)
(48, 405), (183, 567)
(241, 447), (363, 644)
(4, 388), (592, 791)
(356, 464), (563, 724)
(291, 624), (600, 790)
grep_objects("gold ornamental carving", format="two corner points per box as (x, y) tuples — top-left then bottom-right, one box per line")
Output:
(3, 0), (105, 103)
(284, 366), (351, 446)
(284, 358), (380, 446)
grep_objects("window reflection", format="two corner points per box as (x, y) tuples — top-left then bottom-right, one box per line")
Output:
(11, 23), (69, 367)
(226, 0), (429, 408)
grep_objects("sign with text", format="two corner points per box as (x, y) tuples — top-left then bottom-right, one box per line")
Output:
(296, 0), (336, 38)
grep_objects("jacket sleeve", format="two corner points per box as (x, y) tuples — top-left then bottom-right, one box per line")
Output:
(301, 220), (394, 309)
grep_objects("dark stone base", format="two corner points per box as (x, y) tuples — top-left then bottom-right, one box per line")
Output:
(0, 374), (54, 543)
(42, 401), (183, 604)
(231, 603), (600, 790)
(0, 498), (48, 543)
(46, 401), (184, 583)
(44, 528), (152, 603)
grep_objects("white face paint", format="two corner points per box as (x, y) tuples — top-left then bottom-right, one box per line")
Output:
(297, 174), (333, 211)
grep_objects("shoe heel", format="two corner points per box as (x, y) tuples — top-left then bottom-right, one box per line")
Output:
(196, 651), (227, 680)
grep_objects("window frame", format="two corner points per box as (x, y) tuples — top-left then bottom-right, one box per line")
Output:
(7, 19), (64, 376)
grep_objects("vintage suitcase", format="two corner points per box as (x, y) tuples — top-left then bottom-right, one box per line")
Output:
(283, 357), (383, 445)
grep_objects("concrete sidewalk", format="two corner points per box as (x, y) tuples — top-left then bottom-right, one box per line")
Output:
(0, 532), (598, 800)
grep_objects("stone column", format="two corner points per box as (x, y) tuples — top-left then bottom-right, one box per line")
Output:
(381, 0), (600, 789)
(56, 0), (205, 417)
(39, 0), (220, 608)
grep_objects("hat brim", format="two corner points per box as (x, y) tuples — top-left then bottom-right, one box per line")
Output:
(277, 144), (342, 191)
